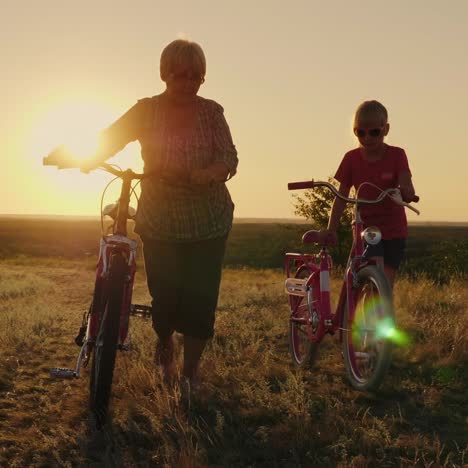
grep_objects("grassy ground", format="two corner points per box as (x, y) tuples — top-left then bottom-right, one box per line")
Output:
(0, 258), (466, 467)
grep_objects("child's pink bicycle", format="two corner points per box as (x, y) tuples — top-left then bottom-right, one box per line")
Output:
(285, 180), (419, 391)
(44, 152), (154, 428)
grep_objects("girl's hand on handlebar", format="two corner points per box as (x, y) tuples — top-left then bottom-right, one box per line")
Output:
(398, 172), (416, 203)
(399, 186), (416, 203)
(388, 189), (420, 214)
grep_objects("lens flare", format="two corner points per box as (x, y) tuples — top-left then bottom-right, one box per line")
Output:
(376, 316), (411, 346)
(351, 294), (411, 347)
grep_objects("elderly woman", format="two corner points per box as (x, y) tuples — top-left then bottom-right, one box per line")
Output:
(88, 39), (238, 389)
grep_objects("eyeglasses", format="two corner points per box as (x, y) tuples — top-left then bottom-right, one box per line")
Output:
(354, 127), (384, 138)
(171, 72), (205, 84)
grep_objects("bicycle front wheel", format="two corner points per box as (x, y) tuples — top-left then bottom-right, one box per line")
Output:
(342, 265), (394, 391)
(89, 252), (127, 428)
(289, 266), (320, 368)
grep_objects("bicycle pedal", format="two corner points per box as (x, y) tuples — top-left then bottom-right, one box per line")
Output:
(49, 367), (77, 379)
(130, 304), (152, 318)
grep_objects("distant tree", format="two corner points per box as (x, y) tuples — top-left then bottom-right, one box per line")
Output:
(292, 177), (353, 265)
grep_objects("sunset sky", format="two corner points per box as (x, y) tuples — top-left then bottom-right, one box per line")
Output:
(2, 1), (468, 222)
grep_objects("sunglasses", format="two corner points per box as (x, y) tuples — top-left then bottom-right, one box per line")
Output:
(354, 127), (384, 138)
(171, 72), (205, 84)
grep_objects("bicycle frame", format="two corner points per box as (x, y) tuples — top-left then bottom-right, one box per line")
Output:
(285, 202), (371, 344)
(82, 166), (149, 372)
(47, 162), (152, 379)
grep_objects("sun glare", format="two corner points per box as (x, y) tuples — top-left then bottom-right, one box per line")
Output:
(27, 98), (142, 216)
(31, 99), (118, 160)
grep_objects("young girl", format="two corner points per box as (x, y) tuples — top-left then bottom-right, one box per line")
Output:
(323, 100), (416, 286)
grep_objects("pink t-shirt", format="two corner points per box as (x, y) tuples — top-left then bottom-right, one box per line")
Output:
(334, 144), (411, 239)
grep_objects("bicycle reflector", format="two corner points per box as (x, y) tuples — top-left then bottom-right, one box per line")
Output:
(284, 278), (308, 296)
(361, 226), (382, 245)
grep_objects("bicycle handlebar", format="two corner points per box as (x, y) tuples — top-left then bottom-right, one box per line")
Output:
(43, 149), (146, 180)
(99, 162), (145, 180)
(288, 180), (420, 213)
(288, 180), (383, 204)
(43, 149), (226, 188)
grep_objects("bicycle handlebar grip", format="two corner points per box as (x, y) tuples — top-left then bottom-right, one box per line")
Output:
(288, 180), (315, 190)
(403, 194), (419, 203)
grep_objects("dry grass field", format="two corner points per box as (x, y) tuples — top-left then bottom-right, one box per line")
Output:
(0, 252), (467, 467)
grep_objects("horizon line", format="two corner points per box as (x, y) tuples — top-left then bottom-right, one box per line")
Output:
(0, 213), (467, 226)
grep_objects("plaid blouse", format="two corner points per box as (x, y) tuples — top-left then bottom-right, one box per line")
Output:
(99, 95), (238, 242)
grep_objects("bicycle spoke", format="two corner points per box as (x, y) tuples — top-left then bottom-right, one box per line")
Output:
(288, 266), (321, 369)
(343, 266), (394, 390)
(354, 351), (369, 357)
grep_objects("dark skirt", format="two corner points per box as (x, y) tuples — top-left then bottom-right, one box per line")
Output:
(142, 235), (227, 340)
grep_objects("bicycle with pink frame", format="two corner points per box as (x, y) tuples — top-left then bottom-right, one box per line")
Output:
(285, 180), (419, 390)
(44, 151), (154, 428)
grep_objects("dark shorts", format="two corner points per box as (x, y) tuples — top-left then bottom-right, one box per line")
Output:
(142, 235), (227, 340)
(365, 238), (406, 270)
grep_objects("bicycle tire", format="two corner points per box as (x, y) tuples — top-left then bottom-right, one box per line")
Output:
(289, 266), (320, 368)
(342, 265), (394, 391)
(89, 252), (127, 428)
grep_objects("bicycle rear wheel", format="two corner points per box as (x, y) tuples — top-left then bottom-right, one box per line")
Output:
(89, 252), (127, 428)
(289, 266), (320, 368)
(342, 265), (394, 391)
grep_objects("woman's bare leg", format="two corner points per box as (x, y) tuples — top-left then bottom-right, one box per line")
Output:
(183, 336), (207, 384)
(155, 334), (176, 383)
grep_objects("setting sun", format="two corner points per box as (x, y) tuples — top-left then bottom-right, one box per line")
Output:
(30, 99), (117, 160)
(26, 98), (143, 216)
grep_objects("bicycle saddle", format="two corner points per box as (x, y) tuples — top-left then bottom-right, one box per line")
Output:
(302, 230), (337, 246)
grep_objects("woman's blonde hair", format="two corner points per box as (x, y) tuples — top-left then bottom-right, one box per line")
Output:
(160, 39), (206, 81)
(354, 100), (388, 126)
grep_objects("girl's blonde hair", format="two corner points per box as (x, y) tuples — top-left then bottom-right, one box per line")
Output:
(160, 39), (206, 81)
(354, 100), (388, 126)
